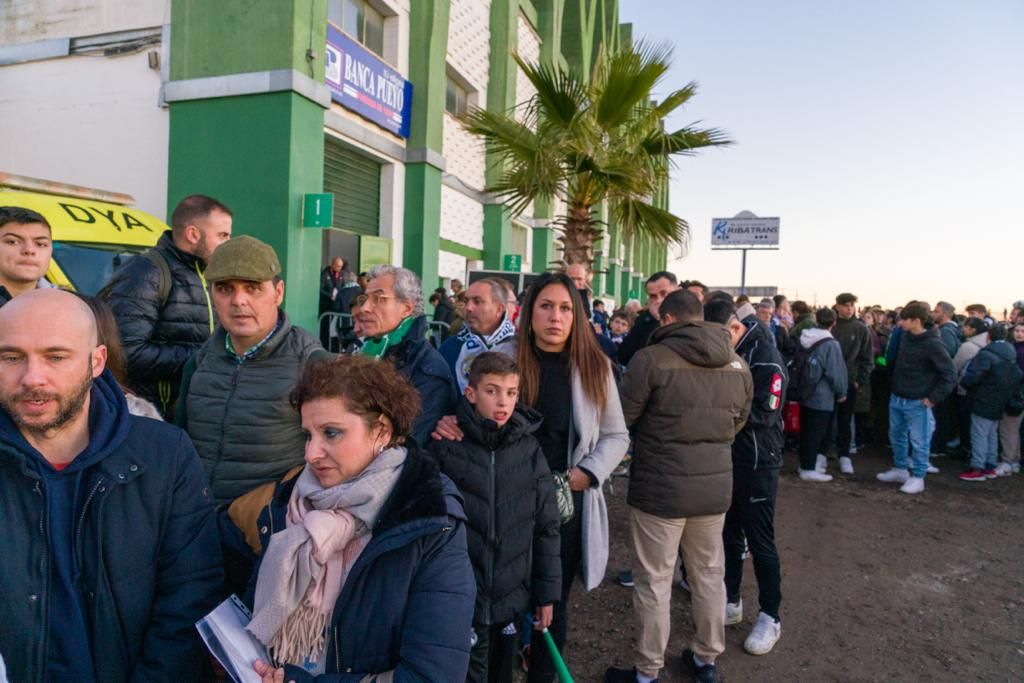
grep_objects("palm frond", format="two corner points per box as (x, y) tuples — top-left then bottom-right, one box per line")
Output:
(513, 53), (587, 129)
(614, 199), (690, 245)
(641, 125), (733, 157)
(594, 41), (673, 129)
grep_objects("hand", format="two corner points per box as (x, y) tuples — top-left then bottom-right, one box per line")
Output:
(534, 604), (553, 631)
(922, 398), (934, 408)
(568, 467), (590, 491)
(253, 659), (285, 683)
(431, 414), (463, 441)
(853, 381), (860, 390)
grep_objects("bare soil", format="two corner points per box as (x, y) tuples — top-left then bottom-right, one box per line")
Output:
(555, 445), (1024, 682)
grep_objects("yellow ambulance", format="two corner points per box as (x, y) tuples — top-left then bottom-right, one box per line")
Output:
(0, 173), (164, 295)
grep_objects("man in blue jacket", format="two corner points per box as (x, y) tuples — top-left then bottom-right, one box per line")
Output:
(0, 289), (222, 682)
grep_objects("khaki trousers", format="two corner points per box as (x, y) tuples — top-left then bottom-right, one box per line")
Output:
(630, 507), (726, 677)
(1000, 413), (1022, 465)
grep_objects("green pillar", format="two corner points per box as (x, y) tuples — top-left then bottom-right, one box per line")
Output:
(606, 210), (621, 302)
(167, 0), (327, 331)
(483, 0), (519, 269)
(403, 0), (450, 291)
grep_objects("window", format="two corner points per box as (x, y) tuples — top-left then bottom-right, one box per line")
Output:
(52, 243), (145, 295)
(446, 77), (469, 116)
(329, 0), (384, 56)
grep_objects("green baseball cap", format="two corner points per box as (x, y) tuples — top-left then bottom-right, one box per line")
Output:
(204, 235), (281, 283)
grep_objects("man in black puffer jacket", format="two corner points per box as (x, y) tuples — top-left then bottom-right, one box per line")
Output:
(704, 299), (788, 656)
(429, 353), (561, 683)
(101, 195), (233, 418)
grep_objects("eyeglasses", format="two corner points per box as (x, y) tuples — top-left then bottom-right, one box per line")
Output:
(362, 292), (398, 306)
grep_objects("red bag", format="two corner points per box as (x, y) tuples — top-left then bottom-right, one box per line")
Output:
(783, 401), (801, 434)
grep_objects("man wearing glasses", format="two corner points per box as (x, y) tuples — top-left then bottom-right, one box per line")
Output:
(356, 264), (457, 447)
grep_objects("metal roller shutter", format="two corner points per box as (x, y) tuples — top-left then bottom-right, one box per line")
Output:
(323, 138), (381, 236)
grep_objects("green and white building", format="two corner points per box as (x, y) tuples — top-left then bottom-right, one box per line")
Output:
(1, 0), (669, 330)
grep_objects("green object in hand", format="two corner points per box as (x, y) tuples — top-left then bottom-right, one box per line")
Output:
(542, 628), (574, 683)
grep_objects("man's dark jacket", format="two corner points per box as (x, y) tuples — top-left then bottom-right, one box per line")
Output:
(832, 316), (873, 388)
(938, 320), (963, 357)
(733, 317), (789, 470)
(890, 327), (957, 406)
(383, 315), (458, 447)
(177, 310), (324, 506)
(960, 341), (1023, 420)
(619, 321), (753, 519)
(617, 310), (659, 366)
(249, 449), (475, 683)
(318, 266), (343, 314)
(0, 371), (222, 683)
(429, 400), (561, 626)
(101, 230), (214, 413)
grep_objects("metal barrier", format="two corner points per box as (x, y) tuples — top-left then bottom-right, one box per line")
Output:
(318, 312), (354, 353)
(426, 320), (450, 348)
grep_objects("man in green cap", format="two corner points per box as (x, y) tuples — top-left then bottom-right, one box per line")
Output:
(176, 235), (327, 507)
(176, 235), (329, 593)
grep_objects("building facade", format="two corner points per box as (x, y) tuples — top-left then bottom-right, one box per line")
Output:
(1, 0), (669, 329)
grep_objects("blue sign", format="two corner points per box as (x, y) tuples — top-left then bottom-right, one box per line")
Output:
(325, 26), (413, 138)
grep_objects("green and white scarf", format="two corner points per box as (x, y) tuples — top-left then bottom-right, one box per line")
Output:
(359, 316), (416, 359)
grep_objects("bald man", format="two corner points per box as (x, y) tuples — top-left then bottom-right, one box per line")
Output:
(0, 289), (222, 682)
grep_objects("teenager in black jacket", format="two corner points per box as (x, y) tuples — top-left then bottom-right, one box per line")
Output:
(429, 352), (561, 683)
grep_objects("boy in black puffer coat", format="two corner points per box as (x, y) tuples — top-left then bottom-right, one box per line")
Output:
(430, 352), (561, 683)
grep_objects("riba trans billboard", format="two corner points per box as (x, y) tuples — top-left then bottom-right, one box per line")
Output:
(325, 26), (413, 138)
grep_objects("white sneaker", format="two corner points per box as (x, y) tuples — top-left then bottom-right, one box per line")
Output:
(815, 454), (827, 473)
(994, 463), (1014, 477)
(900, 476), (925, 494)
(1012, 464), (1021, 474)
(849, 445), (858, 454)
(725, 599), (743, 625)
(799, 469), (833, 482)
(839, 456), (854, 474)
(876, 468), (910, 483)
(927, 464), (939, 474)
(744, 612), (781, 655)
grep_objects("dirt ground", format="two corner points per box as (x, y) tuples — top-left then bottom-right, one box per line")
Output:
(550, 445), (1024, 682)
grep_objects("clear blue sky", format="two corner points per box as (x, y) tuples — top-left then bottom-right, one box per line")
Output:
(619, 0), (1023, 312)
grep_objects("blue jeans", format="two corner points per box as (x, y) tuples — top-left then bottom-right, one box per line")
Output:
(889, 395), (935, 478)
(969, 414), (999, 470)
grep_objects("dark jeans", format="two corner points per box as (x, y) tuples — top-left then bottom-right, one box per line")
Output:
(957, 394), (973, 454)
(724, 466), (781, 620)
(834, 384), (858, 458)
(528, 491), (582, 683)
(468, 621), (518, 683)
(799, 406), (833, 471)
(931, 394), (957, 453)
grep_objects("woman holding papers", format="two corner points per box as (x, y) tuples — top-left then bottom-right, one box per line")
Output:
(246, 355), (475, 681)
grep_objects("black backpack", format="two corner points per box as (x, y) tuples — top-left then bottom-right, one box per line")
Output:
(786, 337), (835, 403)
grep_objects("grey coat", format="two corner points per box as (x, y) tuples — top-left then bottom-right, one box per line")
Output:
(799, 328), (849, 411)
(569, 365), (630, 590)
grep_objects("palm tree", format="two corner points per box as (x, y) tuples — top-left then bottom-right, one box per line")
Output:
(461, 42), (731, 273)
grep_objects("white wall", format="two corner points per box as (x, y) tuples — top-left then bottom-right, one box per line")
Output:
(0, 0), (166, 45)
(0, 50), (169, 217)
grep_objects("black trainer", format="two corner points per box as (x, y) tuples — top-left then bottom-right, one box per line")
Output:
(604, 666), (655, 683)
(681, 649), (719, 683)
(616, 570), (635, 587)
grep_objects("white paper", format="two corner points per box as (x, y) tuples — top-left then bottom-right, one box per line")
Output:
(196, 596), (270, 683)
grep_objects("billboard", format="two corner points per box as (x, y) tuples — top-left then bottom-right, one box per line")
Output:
(325, 26), (413, 138)
(711, 216), (780, 246)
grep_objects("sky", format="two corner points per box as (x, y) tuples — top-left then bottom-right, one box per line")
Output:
(618, 0), (1023, 312)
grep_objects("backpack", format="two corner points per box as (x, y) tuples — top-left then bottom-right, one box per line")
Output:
(98, 249), (172, 308)
(786, 337), (834, 403)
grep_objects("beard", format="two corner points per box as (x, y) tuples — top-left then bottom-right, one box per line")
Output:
(0, 361), (94, 436)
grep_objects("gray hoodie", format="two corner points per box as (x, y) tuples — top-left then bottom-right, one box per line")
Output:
(799, 328), (849, 411)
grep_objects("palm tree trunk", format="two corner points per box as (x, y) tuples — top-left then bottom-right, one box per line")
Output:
(559, 202), (599, 273)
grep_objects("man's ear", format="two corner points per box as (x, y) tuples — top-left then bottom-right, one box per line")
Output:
(91, 345), (108, 378)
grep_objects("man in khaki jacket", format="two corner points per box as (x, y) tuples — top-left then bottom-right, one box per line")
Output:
(607, 289), (753, 683)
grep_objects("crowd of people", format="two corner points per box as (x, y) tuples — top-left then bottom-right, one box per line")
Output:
(0, 197), (1022, 683)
